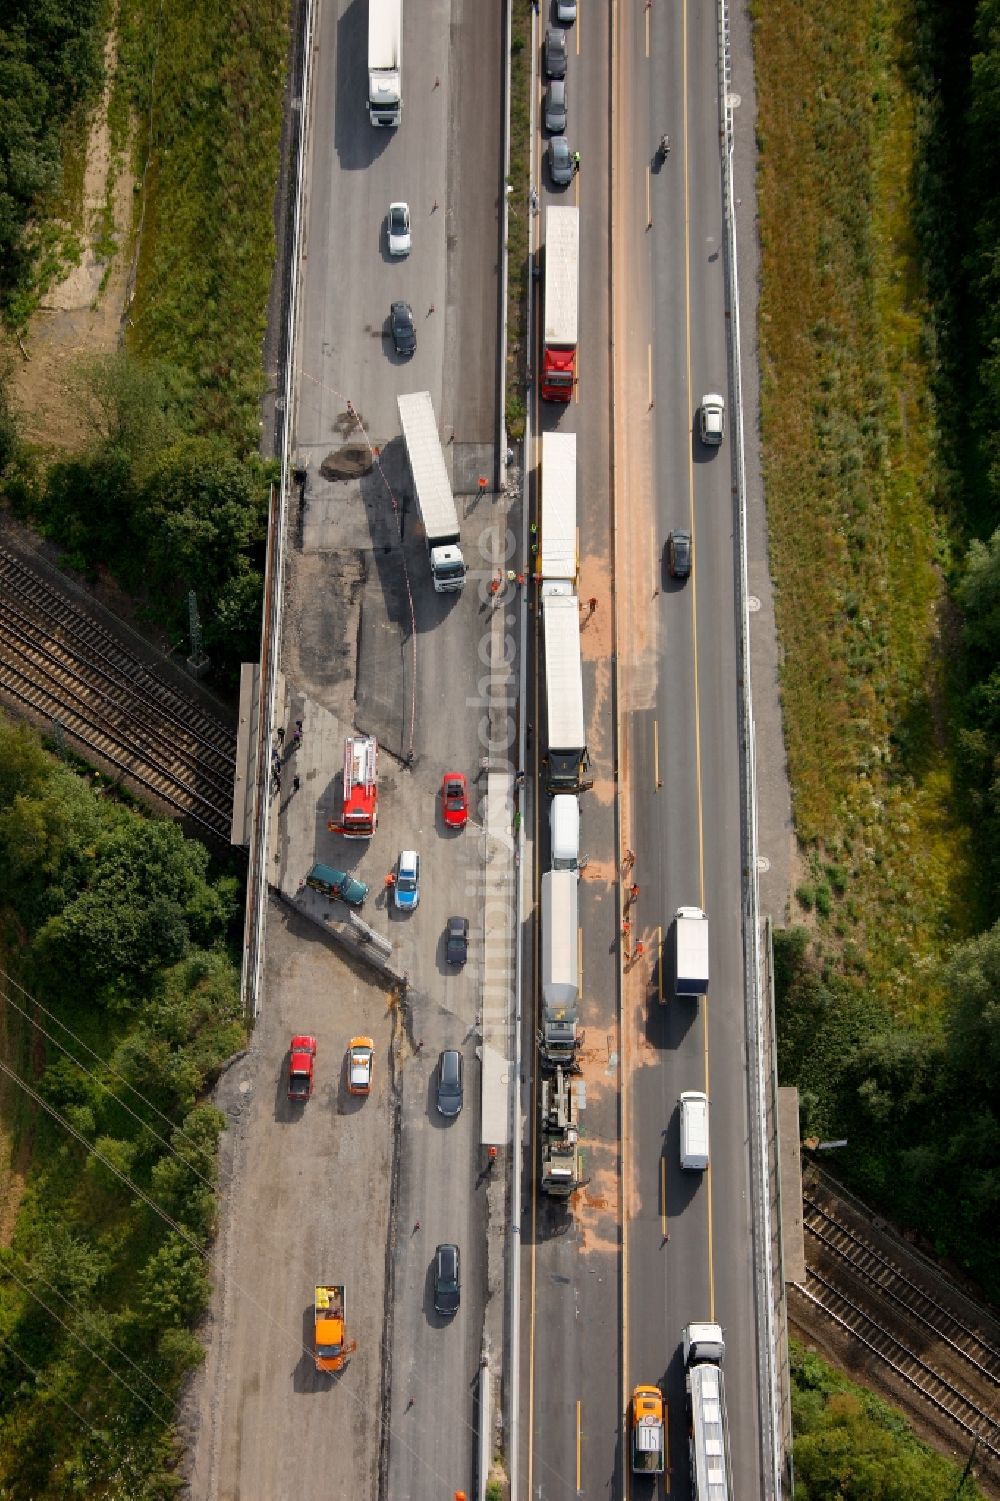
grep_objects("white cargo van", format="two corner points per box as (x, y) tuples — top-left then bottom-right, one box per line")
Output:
(679, 1091), (710, 1171)
(549, 794), (580, 871)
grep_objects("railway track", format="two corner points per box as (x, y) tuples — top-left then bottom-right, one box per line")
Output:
(804, 1194), (1000, 1384)
(0, 546), (237, 841)
(798, 1187), (1000, 1470)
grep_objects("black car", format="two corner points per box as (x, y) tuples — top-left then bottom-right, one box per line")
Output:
(544, 27), (568, 79)
(436, 1048), (464, 1117)
(446, 916), (469, 966)
(667, 529), (692, 581)
(434, 1242), (461, 1316)
(390, 300), (416, 356)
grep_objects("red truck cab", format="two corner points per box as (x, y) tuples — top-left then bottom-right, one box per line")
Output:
(287, 1035), (317, 1100)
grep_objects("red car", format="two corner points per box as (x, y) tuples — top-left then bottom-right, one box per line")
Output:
(441, 772), (469, 829)
(287, 1035), (317, 1101)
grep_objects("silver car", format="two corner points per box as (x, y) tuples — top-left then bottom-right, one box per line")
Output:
(387, 201), (411, 256)
(548, 136), (574, 187)
(556, 0), (577, 21)
(544, 79), (567, 134)
(699, 393), (726, 447)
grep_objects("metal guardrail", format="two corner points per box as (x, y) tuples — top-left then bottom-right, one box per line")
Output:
(239, 0), (317, 1020)
(716, 1), (785, 1497)
(502, 6), (528, 1501)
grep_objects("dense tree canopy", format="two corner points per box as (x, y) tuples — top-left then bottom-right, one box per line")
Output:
(0, 0), (104, 303)
(777, 918), (1000, 1294)
(791, 1344), (984, 1500)
(10, 353), (273, 682)
(0, 716), (244, 1497)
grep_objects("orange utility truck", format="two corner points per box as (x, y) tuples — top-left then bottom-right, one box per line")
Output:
(313, 1284), (357, 1373)
(631, 1384), (666, 1475)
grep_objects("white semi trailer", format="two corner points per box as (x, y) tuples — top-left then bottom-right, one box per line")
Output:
(368, 0), (402, 126)
(397, 393), (466, 593)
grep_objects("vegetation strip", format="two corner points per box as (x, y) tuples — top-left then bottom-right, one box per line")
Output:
(755, 0), (1000, 1306)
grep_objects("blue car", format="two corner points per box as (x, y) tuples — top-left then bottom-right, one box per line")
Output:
(394, 850), (420, 911)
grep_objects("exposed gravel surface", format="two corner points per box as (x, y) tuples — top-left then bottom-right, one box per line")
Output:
(179, 900), (398, 1500)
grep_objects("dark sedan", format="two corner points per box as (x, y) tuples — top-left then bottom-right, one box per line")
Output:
(436, 1048), (464, 1116)
(446, 916), (469, 966)
(667, 529), (692, 581)
(433, 1243), (461, 1316)
(390, 300), (416, 356)
(544, 27), (567, 79)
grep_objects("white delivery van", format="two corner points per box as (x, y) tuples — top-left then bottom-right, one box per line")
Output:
(679, 1091), (710, 1171)
(549, 794), (580, 871)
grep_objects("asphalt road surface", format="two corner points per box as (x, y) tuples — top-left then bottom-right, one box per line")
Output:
(185, 912), (395, 1499)
(522, 1), (764, 1499)
(191, 0), (506, 1496)
(294, 1), (506, 1497)
(617, 3), (763, 1500)
(522, 5), (623, 1500)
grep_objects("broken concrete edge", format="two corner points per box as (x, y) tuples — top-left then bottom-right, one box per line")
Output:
(272, 886), (410, 990)
(378, 986), (404, 1499)
(483, 1147), (509, 1497)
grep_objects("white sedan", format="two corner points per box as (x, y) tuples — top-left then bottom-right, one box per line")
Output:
(387, 202), (411, 256)
(699, 393), (726, 447)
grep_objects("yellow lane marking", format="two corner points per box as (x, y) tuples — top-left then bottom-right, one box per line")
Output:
(676, 0), (714, 1333)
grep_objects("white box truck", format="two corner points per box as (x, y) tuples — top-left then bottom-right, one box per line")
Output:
(672, 906), (709, 1000)
(540, 870), (580, 1067)
(549, 794), (580, 871)
(368, 0), (402, 126)
(397, 393), (466, 592)
(540, 431), (577, 584)
(679, 1090), (710, 1170)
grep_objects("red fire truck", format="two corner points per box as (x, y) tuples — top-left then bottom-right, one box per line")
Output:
(329, 734), (379, 838)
